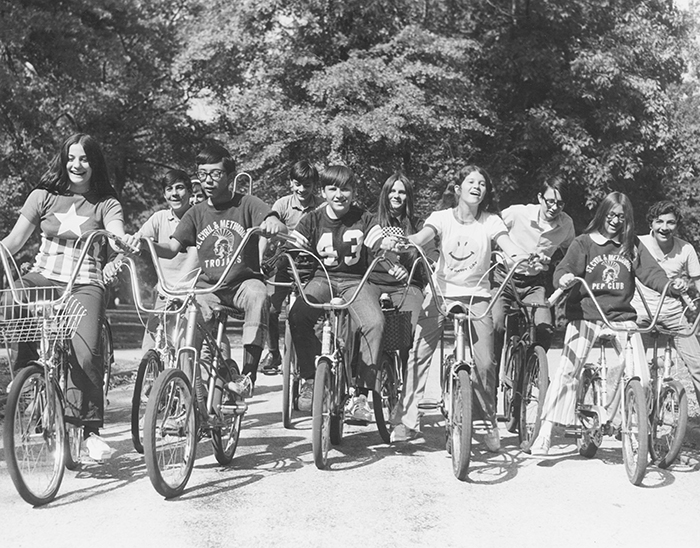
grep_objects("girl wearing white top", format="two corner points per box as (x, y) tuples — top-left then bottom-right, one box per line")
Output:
(390, 165), (531, 449)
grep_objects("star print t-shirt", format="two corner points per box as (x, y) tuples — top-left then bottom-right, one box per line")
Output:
(424, 209), (508, 298)
(21, 189), (123, 285)
(172, 194), (270, 288)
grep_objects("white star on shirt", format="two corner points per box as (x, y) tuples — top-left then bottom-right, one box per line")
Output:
(54, 204), (90, 237)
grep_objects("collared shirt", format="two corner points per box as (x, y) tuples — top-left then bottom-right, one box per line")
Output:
(632, 233), (700, 319)
(272, 193), (324, 231)
(502, 203), (575, 276)
(139, 208), (200, 290)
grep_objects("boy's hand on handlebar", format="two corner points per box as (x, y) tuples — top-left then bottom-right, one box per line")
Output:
(526, 252), (549, 272)
(259, 216), (286, 237)
(380, 235), (411, 253)
(388, 262), (409, 282)
(119, 234), (143, 254)
(672, 277), (689, 293)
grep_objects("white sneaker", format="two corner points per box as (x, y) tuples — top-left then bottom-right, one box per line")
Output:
(298, 379), (314, 412)
(227, 374), (252, 399)
(484, 424), (501, 453)
(348, 395), (373, 422)
(390, 423), (420, 443)
(85, 434), (115, 461)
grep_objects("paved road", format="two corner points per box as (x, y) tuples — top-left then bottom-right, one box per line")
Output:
(1, 344), (699, 548)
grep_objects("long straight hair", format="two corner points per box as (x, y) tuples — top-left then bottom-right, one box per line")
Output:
(377, 172), (416, 234)
(36, 133), (117, 199)
(584, 191), (636, 259)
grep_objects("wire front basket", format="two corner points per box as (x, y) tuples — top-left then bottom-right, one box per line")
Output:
(0, 287), (87, 344)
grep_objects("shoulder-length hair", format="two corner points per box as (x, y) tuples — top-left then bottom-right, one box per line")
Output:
(585, 192), (636, 259)
(441, 164), (497, 215)
(378, 172), (417, 234)
(36, 133), (117, 199)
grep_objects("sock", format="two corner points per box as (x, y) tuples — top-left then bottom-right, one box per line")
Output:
(242, 344), (263, 384)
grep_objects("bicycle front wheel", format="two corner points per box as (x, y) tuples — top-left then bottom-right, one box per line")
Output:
(281, 327), (298, 429)
(451, 368), (473, 481)
(500, 340), (519, 433)
(4, 365), (66, 506)
(622, 379), (649, 486)
(143, 368), (197, 498)
(312, 359), (332, 469)
(577, 367), (603, 458)
(131, 349), (164, 453)
(650, 379), (688, 469)
(211, 360), (243, 465)
(64, 423), (82, 471)
(518, 346), (549, 450)
(101, 318), (114, 404)
(374, 352), (400, 444)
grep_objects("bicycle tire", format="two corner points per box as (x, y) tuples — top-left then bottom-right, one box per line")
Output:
(451, 368), (473, 481)
(501, 340), (519, 432)
(211, 359), (243, 465)
(650, 379), (688, 468)
(281, 326), (297, 428)
(131, 349), (164, 453)
(101, 318), (114, 404)
(577, 367), (603, 458)
(312, 359), (332, 469)
(4, 365), (66, 506)
(143, 368), (197, 498)
(622, 379), (649, 485)
(64, 422), (82, 471)
(373, 352), (399, 444)
(518, 345), (549, 450)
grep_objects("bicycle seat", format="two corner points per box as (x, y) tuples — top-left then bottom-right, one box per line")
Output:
(212, 304), (245, 320)
(444, 301), (469, 315)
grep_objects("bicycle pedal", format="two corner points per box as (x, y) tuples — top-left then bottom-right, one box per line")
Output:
(220, 402), (248, 415)
(563, 427), (582, 439)
(345, 418), (370, 426)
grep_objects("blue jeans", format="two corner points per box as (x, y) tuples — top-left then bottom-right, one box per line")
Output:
(288, 276), (384, 388)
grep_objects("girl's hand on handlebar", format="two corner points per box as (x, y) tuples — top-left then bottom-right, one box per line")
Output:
(103, 258), (123, 285)
(558, 272), (577, 290)
(388, 262), (409, 282)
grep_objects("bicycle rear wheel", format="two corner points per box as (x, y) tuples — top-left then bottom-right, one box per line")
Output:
(4, 365), (66, 506)
(650, 379), (687, 469)
(64, 423), (82, 470)
(374, 352), (400, 444)
(312, 359), (332, 469)
(577, 367), (603, 458)
(622, 379), (649, 486)
(518, 346), (549, 450)
(131, 349), (164, 453)
(451, 368), (473, 481)
(211, 360), (243, 465)
(281, 327), (298, 429)
(500, 340), (519, 433)
(143, 368), (197, 498)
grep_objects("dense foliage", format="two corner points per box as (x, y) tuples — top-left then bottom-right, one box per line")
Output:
(2, 0), (700, 247)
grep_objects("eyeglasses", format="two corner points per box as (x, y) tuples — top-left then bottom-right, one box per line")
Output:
(197, 169), (225, 182)
(543, 197), (565, 208)
(606, 212), (625, 222)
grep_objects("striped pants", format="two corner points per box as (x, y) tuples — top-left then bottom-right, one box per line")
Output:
(541, 319), (649, 426)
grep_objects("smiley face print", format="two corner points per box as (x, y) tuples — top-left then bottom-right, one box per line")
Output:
(447, 237), (478, 273)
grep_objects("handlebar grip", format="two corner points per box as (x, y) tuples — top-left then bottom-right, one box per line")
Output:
(547, 287), (566, 307)
(681, 291), (697, 313)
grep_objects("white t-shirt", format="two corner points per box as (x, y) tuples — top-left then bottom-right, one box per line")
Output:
(424, 208), (507, 297)
(632, 233), (700, 319)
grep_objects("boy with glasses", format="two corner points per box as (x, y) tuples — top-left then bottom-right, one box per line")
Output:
(128, 144), (286, 396)
(492, 177), (576, 387)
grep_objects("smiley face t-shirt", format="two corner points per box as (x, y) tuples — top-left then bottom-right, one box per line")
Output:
(424, 208), (507, 297)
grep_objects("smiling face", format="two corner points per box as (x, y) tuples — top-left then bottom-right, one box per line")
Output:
(602, 204), (626, 239)
(322, 182), (354, 218)
(290, 178), (315, 205)
(388, 180), (407, 217)
(650, 212), (678, 247)
(66, 143), (93, 192)
(164, 180), (191, 216)
(455, 170), (487, 209)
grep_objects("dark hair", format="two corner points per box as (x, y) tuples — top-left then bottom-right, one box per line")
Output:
(585, 192), (636, 259)
(539, 175), (568, 203)
(378, 172), (416, 234)
(161, 169), (192, 192)
(441, 165), (496, 214)
(195, 143), (236, 174)
(290, 160), (318, 186)
(36, 133), (117, 198)
(319, 165), (357, 189)
(646, 200), (681, 225)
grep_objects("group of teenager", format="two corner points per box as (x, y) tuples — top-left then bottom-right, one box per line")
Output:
(5, 131), (700, 463)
